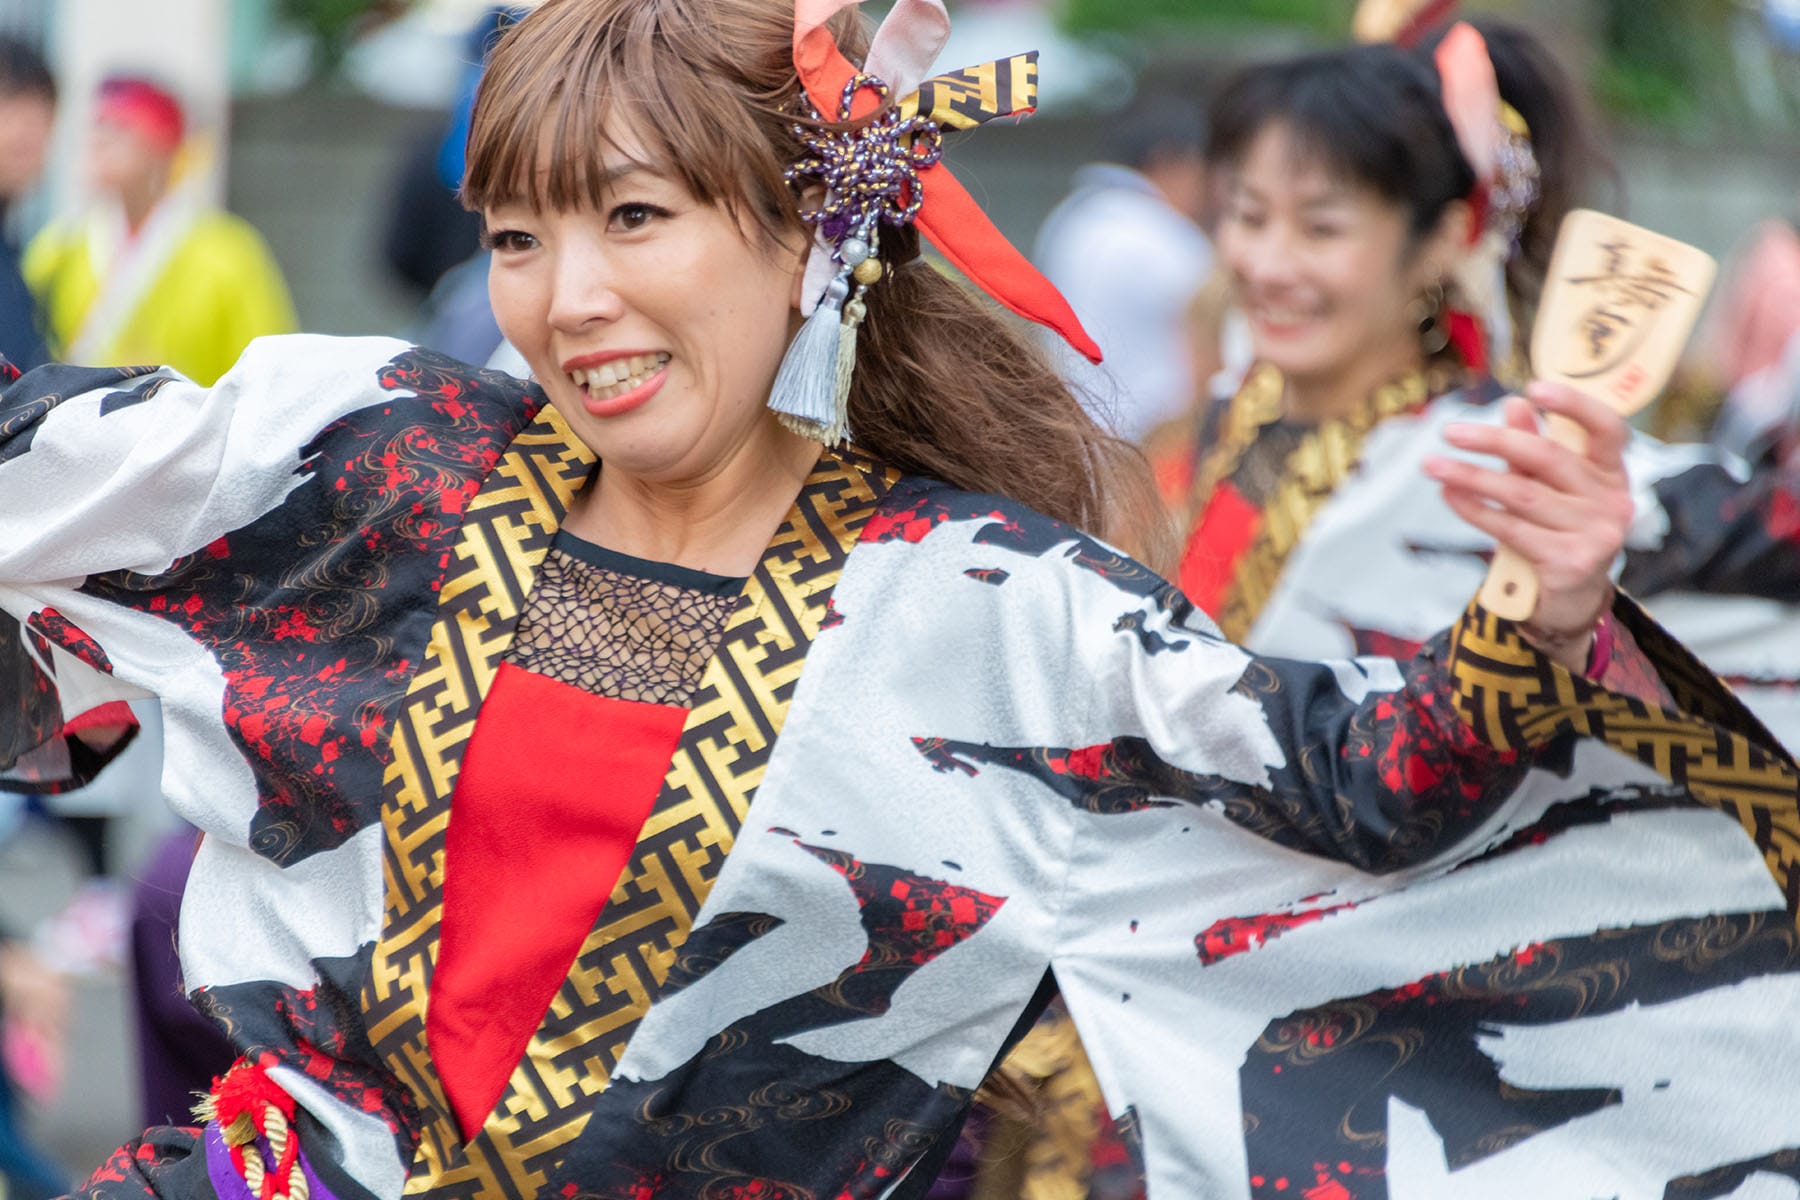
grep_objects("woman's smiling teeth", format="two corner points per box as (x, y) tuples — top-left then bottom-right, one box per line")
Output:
(571, 353), (671, 400)
(1252, 302), (1317, 326)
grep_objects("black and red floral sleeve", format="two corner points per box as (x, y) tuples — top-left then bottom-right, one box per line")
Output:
(1620, 450), (1800, 601)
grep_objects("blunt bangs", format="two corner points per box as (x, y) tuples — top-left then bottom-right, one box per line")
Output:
(1208, 44), (1474, 237)
(461, 0), (805, 244)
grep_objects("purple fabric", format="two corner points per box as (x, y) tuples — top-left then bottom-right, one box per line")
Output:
(923, 1106), (984, 1199)
(203, 1123), (255, 1200)
(203, 1120), (337, 1200)
(132, 827), (236, 1126)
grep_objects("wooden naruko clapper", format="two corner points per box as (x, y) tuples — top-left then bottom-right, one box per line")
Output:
(1477, 208), (1718, 620)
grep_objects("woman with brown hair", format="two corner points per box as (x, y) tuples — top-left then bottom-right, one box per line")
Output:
(0, 2), (1792, 1198)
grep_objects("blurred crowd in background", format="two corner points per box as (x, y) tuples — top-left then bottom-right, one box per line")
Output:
(3, 0), (1800, 1195)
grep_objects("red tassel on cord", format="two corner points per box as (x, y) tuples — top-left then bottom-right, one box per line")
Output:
(200, 1060), (303, 1200)
(1446, 308), (1489, 374)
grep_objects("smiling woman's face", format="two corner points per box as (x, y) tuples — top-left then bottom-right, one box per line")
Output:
(484, 119), (810, 484)
(1218, 122), (1452, 391)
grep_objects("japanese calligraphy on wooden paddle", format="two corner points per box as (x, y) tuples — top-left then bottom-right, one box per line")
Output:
(1477, 209), (1716, 621)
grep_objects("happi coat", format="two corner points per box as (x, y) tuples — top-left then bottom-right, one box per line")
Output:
(1178, 364), (1800, 752)
(2, 338), (1798, 1200)
(24, 200), (296, 387)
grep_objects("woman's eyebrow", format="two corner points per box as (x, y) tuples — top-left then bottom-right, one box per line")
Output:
(1230, 180), (1351, 210)
(590, 160), (669, 190)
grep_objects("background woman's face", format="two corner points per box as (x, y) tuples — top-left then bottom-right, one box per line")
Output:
(1218, 123), (1439, 388)
(484, 120), (806, 483)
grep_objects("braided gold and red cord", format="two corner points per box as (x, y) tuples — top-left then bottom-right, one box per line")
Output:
(196, 1060), (309, 1200)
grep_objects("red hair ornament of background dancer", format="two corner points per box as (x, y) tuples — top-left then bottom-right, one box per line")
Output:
(1434, 21), (1542, 374)
(1353, 0), (1459, 48)
(771, 0), (1103, 442)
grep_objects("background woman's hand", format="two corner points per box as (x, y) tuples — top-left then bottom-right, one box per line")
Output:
(1424, 381), (1635, 670)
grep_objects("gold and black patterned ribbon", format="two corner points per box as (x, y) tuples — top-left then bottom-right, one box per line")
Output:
(1449, 595), (1800, 920)
(362, 402), (595, 1188)
(361, 422), (897, 1199)
(897, 52), (1039, 131)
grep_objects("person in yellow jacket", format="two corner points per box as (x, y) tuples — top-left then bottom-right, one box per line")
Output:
(25, 76), (295, 386)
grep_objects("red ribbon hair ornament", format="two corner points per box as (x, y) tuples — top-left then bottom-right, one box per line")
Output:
(792, 0), (1102, 364)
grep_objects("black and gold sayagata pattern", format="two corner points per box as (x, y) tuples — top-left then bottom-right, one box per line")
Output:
(362, 402), (597, 1175)
(1198, 366), (1431, 642)
(1186, 363), (1284, 521)
(361, 426), (898, 1199)
(1449, 595), (1800, 922)
(898, 52), (1039, 131)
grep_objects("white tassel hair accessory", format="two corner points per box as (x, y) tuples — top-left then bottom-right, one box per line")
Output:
(772, 0), (1105, 441)
(773, 44), (937, 445)
(768, 228), (882, 444)
(770, 267), (857, 444)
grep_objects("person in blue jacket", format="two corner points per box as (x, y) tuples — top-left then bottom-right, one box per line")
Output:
(0, 35), (54, 372)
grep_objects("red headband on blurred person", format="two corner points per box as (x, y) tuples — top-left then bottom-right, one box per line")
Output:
(97, 78), (185, 153)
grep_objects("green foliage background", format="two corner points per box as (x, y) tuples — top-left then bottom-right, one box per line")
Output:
(1054, 0), (1788, 134)
(277, 0), (393, 72)
(1593, 0), (1739, 124)
(274, 0), (1794, 136)
(1062, 0), (1346, 38)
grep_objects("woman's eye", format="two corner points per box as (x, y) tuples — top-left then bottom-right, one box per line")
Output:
(481, 229), (537, 253)
(609, 203), (663, 232)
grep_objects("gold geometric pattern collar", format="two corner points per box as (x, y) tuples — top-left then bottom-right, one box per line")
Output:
(358, 415), (898, 1198)
(1194, 365), (1436, 642)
